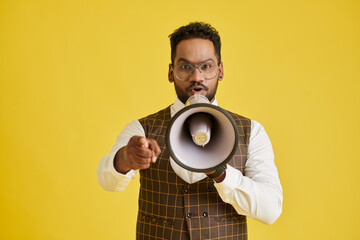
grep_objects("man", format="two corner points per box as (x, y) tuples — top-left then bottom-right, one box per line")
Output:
(97, 22), (283, 240)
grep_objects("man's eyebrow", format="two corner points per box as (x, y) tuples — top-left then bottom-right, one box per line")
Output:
(176, 58), (216, 64)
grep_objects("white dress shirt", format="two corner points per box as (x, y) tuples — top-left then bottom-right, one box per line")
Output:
(97, 98), (283, 225)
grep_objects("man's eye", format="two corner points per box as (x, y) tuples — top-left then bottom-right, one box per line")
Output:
(181, 64), (192, 70)
(201, 64), (212, 70)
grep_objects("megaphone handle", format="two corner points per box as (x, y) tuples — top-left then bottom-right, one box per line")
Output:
(207, 165), (227, 179)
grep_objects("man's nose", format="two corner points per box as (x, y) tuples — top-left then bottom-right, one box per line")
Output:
(189, 67), (205, 81)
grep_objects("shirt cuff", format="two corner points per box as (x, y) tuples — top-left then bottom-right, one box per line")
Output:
(214, 164), (243, 191)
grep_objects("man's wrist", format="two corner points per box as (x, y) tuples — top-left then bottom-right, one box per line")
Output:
(207, 165), (227, 182)
(212, 170), (226, 183)
(114, 147), (131, 174)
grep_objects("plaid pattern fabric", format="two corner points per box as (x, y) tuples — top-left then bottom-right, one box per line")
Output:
(137, 106), (251, 240)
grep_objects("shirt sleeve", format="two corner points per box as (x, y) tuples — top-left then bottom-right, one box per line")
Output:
(213, 120), (283, 225)
(96, 120), (145, 192)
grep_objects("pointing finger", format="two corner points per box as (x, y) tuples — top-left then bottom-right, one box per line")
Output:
(137, 136), (149, 148)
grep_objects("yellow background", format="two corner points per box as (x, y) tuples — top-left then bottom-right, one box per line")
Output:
(1, 0), (359, 239)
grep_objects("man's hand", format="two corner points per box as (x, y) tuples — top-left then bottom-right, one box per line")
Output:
(114, 136), (161, 174)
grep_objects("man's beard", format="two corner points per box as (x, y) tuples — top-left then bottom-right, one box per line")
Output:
(174, 80), (219, 104)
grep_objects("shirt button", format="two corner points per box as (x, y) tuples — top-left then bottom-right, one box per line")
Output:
(203, 212), (208, 217)
(186, 213), (192, 218)
(207, 187), (212, 192)
(184, 188), (190, 193)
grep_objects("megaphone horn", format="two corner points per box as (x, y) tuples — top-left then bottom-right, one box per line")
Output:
(165, 94), (239, 173)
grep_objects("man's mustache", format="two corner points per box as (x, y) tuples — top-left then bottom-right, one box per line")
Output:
(185, 82), (209, 91)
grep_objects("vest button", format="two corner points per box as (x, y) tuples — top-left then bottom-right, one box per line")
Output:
(203, 212), (208, 217)
(186, 213), (192, 218)
(207, 186), (212, 192)
(184, 188), (190, 193)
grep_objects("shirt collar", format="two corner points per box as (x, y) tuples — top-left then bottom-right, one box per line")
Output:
(171, 97), (218, 117)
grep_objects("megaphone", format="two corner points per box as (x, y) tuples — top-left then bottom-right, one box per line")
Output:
(165, 94), (239, 173)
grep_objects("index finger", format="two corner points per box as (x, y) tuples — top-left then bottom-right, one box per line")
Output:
(129, 136), (149, 148)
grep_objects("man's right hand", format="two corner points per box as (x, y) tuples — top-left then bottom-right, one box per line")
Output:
(114, 136), (161, 174)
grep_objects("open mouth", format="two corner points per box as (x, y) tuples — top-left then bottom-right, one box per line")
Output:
(191, 86), (205, 94)
(186, 83), (208, 94)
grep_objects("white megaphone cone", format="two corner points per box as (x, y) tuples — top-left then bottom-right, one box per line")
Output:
(165, 94), (239, 173)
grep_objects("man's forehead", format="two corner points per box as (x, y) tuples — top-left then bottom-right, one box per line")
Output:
(174, 39), (217, 63)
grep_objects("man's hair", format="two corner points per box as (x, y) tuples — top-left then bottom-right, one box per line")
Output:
(169, 22), (221, 64)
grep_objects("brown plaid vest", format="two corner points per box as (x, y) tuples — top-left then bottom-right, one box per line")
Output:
(137, 106), (251, 240)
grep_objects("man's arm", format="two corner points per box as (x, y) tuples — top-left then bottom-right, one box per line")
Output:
(97, 120), (160, 192)
(213, 120), (283, 225)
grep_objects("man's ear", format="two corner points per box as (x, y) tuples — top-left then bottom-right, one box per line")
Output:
(219, 62), (224, 81)
(168, 64), (174, 83)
